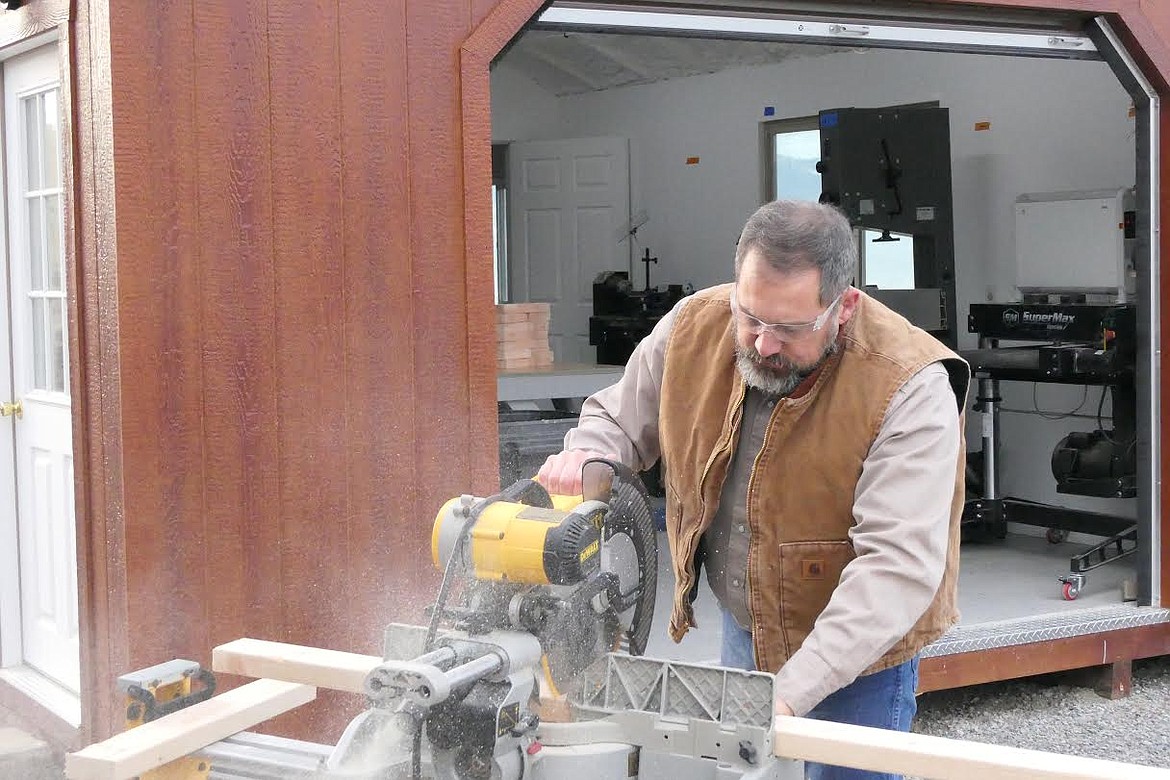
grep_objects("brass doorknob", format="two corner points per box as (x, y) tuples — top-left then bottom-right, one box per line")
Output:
(1, 400), (22, 419)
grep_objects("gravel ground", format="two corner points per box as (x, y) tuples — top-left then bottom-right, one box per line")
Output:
(909, 655), (1170, 774)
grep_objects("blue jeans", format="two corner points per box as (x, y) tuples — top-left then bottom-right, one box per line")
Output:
(721, 609), (919, 780)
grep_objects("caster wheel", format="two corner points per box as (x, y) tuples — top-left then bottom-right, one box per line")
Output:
(1062, 581), (1080, 600)
(1047, 528), (1069, 544)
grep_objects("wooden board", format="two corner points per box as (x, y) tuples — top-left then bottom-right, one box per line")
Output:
(497, 302), (551, 322)
(774, 716), (1170, 780)
(498, 320), (544, 341)
(212, 638), (383, 693)
(65, 679), (315, 780)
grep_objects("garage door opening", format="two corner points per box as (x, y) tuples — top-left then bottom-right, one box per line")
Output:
(482, 2), (1166, 676)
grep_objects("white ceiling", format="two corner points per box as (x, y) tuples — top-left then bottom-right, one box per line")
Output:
(499, 31), (848, 96)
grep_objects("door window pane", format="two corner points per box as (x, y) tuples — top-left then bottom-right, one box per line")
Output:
(23, 93), (40, 190)
(42, 90), (58, 188)
(27, 195), (42, 288)
(31, 297), (45, 389)
(45, 194), (61, 291)
(47, 297), (64, 392)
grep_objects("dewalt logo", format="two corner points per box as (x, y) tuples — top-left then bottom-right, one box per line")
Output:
(579, 539), (600, 563)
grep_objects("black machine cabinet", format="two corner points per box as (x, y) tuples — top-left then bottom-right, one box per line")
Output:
(962, 302), (1138, 600)
(967, 302), (1136, 343)
(589, 271), (685, 366)
(589, 270), (684, 498)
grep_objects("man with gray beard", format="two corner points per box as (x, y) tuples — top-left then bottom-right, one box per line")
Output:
(539, 200), (969, 780)
(733, 306), (840, 397)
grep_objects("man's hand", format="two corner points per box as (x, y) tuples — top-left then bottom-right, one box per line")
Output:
(537, 449), (618, 496)
(774, 697), (794, 718)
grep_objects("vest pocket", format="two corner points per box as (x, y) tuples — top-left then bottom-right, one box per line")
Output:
(777, 540), (855, 655)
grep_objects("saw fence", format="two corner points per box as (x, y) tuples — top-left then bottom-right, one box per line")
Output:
(64, 637), (1170, 780)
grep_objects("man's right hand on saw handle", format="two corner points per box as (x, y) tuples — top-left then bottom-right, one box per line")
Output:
(537, 449), (619, 496)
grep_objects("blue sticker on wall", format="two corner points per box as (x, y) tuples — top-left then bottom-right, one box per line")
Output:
(763, 106), (775, 117)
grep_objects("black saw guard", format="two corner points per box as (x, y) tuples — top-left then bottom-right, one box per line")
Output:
(581, 458), (658, 657)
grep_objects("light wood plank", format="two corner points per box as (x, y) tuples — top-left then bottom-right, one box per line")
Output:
(774, 716), (1170, 780)
(213, 637), (383, 693)
(65, 679), (315, 780)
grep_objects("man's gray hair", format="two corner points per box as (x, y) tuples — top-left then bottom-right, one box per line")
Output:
(734, 200), (856, 305)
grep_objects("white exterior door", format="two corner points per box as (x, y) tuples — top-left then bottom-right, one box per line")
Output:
(0, 44), (77, 696)
(507, 137), (630, 364)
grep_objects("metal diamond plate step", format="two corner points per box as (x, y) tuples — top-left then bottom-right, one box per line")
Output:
(922, 604), (1170, 656)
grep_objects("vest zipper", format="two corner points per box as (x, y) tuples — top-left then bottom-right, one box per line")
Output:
(681, 382), (747, 627)
(744, 395), (786, 670)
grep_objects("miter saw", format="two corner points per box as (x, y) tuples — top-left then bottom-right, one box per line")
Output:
(321, 458), (661, 780)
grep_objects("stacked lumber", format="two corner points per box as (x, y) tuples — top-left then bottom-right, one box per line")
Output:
(497, 302), (554, 370)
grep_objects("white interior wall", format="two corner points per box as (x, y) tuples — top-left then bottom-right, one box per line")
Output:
(491, 44), (1138, 520)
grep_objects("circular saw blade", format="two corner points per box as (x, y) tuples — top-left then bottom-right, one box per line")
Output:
(592, 460), (658, 656)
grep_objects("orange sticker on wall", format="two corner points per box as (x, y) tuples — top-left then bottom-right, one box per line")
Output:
(686, 156), (700, 165)
(974, 121), (991, 131)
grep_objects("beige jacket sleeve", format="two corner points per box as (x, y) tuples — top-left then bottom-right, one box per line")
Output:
(772, 362), (961, 716)
(562, 298), (688, 468)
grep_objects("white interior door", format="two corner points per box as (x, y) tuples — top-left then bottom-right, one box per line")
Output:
(507, 137), (630, 364)
(0, 44), (78, 695)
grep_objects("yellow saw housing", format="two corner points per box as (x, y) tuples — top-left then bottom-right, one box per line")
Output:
(432, 494), (607, 586)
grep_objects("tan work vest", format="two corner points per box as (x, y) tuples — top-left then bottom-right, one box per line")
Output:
(659, 285), (969, 674)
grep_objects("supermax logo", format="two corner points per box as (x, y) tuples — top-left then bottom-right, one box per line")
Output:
(1001, 308), (1074, 330)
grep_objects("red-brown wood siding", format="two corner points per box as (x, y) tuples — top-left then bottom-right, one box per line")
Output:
(69, 0), (473, 739)
(63, 0), (1170, 743)
(113, 0), (208, 679)
(336, 0), (419, 687)
(188, 0), (304, 734)
(193, 0), (282, 669)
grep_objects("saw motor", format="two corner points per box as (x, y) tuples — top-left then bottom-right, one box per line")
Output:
(431, 491), (608, 588)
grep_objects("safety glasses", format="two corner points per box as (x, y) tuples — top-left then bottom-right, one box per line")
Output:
(729, 288), (843, 341)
